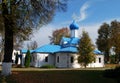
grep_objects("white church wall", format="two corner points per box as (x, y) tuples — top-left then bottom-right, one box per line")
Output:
(48, 54), (55, 65)
(69, 53), (80, 68)
(87, 55), (104, 68)
(21, 54), (26, 67)
(55, 53), (80, 68)
(32, 53), (55, 67)
(55, 53), (104, 68)
(13, 50), (104, 68)
(55, 53), (68, 68)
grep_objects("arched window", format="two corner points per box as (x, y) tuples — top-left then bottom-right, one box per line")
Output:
(57, 56), (59, 63)
(99, 57), (101, 63)
(45, 56), (48, 62)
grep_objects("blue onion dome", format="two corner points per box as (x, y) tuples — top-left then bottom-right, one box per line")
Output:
(70, 21), (79, 30)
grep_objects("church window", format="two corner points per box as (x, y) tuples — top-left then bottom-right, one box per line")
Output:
(45, 56), (48, 62)
(57, 56), (59, 63)
(99, 57), (101, 63)
(71, 56), (74, 63)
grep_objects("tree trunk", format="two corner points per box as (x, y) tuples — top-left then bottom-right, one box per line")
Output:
(104, 51), (110, 63)
(1, 18), (14, 75)
(1, 2), (14, 76)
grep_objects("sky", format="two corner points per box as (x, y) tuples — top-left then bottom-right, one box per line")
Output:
(24, 0), (120, 48)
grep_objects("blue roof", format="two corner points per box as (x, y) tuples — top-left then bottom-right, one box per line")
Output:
(21, 49), (34, 53)
(70, 37), (80, 45)
(33, 44), (61, 53)
(60, 37), (80, 47)
(22, 46), (103, 55)
(33, 44), (78, 53)
(57, 46), (78, 53)
(32, 36), (80, 53)
(70, 21), (79, 30)
(93, 49), (102, 55)
(61, 37), (71, 43)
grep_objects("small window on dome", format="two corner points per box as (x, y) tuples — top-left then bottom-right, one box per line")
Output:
(63, 41), (68, 44)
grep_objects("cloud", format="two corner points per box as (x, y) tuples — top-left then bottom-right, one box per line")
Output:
(78, 18), (120, 45)
(78, 24), (101, 45)
(61, 1), (90, 25)
(72, 1), (90, 22)
(23, 24), (57, 48)
(33, 25), (56, 46)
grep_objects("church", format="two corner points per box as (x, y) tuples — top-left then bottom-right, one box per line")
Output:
(13, 21), (104, 68)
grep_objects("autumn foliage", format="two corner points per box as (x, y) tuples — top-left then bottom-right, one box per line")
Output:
(49, 27), (70, 45)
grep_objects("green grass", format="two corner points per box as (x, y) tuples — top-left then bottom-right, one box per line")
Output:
(40, 64), (56, 68)
(0, 69), (116, 83)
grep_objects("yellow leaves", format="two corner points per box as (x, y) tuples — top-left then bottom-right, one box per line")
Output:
(3, 0), (7, 4)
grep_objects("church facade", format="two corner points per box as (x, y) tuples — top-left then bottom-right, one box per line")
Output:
(13, 22), (104, 68)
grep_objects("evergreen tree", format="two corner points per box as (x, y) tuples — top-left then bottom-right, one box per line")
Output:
(78, 30), (95, 68)
(24, 50), (31, 68)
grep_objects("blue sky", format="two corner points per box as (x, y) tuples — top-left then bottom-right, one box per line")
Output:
(25, 0), (120, 48)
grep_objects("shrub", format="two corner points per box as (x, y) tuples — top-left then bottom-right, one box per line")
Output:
(24, 50), (31, 68)
(40, 64), (56, 68)
(109, 55), (116, 64)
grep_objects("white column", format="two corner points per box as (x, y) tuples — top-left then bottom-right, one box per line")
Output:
(71, 30), (78, 38)
(75, 30), (78, 37)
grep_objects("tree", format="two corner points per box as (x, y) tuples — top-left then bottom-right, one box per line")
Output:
(78, 30), (95, 68)
(96, 20), (120, 64)
(96, 23), (111, 63)
(49, 27), (70, 45)
(110, 20), (120, 63)
(24, 50), (31, 68)
(0, 14), (4, 63)
(0, 36), (4, 62)
(0, 0), (68, 76)
(27, 41), (38, 50)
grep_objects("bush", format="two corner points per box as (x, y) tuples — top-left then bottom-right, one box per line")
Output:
(109, 55), (116, 64)
(40, 64), (56, 68)
(24, 50), (31, 68)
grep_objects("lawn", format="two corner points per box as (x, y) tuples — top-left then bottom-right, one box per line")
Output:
(0, 68), (117, 83)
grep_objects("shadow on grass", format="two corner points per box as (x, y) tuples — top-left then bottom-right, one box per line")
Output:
(103, 66), (120, 83)
(0, 70), (117, 83)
